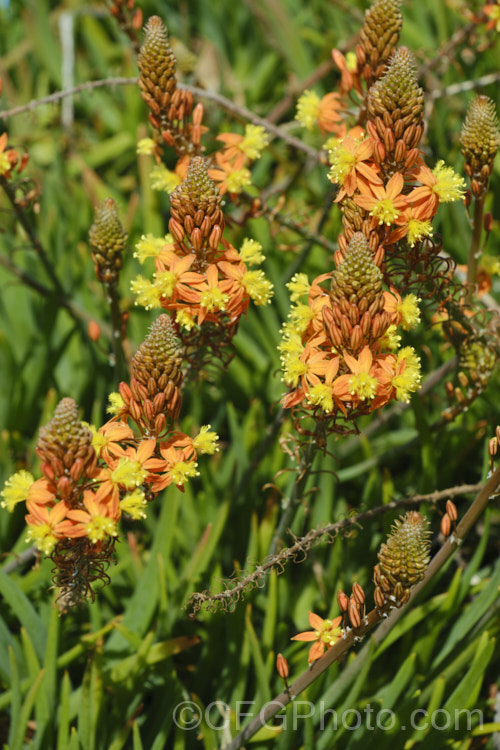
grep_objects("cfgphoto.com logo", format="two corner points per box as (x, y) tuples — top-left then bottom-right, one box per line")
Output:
(172, 700), (483, 732)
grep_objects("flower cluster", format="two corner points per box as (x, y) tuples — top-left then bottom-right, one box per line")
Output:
(208, 123), (269, 195)
(1, 315), (218, 607)
(137, 16), (204, 158)
(131, 156), (273, 368)
(282, 25), (468, 429)
(280, 232), (422, 422)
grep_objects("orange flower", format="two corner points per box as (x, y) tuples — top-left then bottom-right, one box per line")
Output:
(329, 135), (382, 201)
(208, 152), (251, 195)
(331, 49), (361, 94)
(333, 346), (380, 403)
(148, 444), (199, 492)
(178, 264), (231, 324)
(95, 438), (158, 503)
(354, 173), (408, 227)
(25, 500), (70, 553)
(26, 478), (57, 505)
(317, 92), (345, 135)
(154, 251), (200, 303)
(292, 611), (343, 664)
(60, 491), (119, 543)
(92, 421), (134, 463)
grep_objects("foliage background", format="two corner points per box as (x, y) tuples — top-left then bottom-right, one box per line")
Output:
(0, 0), (499, 748)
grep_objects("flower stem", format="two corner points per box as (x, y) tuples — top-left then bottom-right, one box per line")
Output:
(269, 422), (325, 555)
(465, 193), (485, 305)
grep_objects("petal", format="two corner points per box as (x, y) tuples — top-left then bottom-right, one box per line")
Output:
(386, 172), (403, 199)
(308, 611), (324, 630)
(291, 631), (318, 642)
(308, 641), (325, 664)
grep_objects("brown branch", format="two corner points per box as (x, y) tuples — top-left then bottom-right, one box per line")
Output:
(187, 481), (481, 616)
(223, 465), (500, 750)
(0, 78), (324, 162)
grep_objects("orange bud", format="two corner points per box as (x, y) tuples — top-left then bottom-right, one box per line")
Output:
(446, 500), (458, 522)
(457, 371), (469, 388)
(276, 653), (289, 679)
(132, 8), (143, 29)
(169, 218), (185, 243)
(374, 587), (385, 609)
(336, 589), (349, 612)
(88, 320), (101, 342)
(57, 476), (72, 500)
(154, 413), (166, 435)
(348, 599), (362, 628)
(440, 513), (451, 537)
(484, 212), (493, 232)
(352, 581), (365, 605)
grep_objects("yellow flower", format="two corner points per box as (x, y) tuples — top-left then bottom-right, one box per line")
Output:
(289, 303), (314, 334)
(431, 161), (466, 203)
(170, 460), (199, 486)
(392, 347), (422, 402)
(1, 470), (34, 512)
(239, 125), (269, 160)
(239, 238), (265, 265)
(131, 276), (162, 310)
(307, 383), (335, 412)
(107, 392), (124, 415)
(193, 426), (219, 455)
(200, 287), (229, 313)
(120, 491), (147, 520)
(407, 219), (433, 247)
(226, 167), (251, 194)
(134, 234), (171, 263)
(286, 273), (310, 302)
(136, 138), (156, 155)
(111, 457), (148, 489)
(296, 90), (321, 130)
(150, 164), (181, 193)
(86, 516), (118, 544)
(176, 309), (197, 330)
(241, 270), (274, 305)
(398, 294), (421, 331)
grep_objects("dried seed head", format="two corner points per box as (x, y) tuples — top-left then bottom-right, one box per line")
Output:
(460, 96), (499, 197)
(89, 199), (127, 285)
(357, 0), (403, 84)
(36, 398), (95, 483)
(374, 511), (431, 607)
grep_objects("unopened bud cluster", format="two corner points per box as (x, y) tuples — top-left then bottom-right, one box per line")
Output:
(374, 511), (430, 608)
(89, 199), (128, 286)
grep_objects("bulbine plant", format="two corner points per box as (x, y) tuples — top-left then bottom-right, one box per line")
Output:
(0, 0), (499, 748)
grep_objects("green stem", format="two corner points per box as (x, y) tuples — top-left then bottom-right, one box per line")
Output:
(269, 422), (325, 555)
(465, 194), (485, 305)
